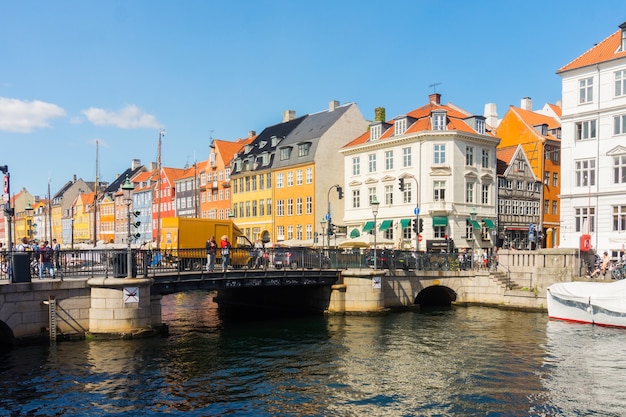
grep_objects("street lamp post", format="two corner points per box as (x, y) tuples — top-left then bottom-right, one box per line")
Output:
(371, 196), (380, 269)
(470, 206), (477, 270)
(122, 176), (134, 279)
(320, 219), (326, 251)
(25, 201), (34, 242)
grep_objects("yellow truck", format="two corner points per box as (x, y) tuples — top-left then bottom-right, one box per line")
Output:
(160, 217), (253, 270)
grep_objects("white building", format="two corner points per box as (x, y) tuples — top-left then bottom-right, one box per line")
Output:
(340, 93), (500, 253)
(558, 22), (626, 256)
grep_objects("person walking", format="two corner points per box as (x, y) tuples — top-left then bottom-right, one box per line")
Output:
(38, 241), (55, 279)
(206, 236), (217, 272)
(52, 238), (61, 270)
(220, 235), (231, 271)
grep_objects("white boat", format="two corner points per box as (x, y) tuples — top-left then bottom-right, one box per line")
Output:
(547, 279), (626, 328)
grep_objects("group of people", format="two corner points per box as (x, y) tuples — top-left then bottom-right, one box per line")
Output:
(587, 251), (620, 279)
(4, 237), (62, 279)
(205, 235), (231, 272)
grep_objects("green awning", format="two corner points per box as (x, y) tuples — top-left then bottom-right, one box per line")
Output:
(400, 218), (411, 229)
(379, 219), (393, 231)
(482, 219), (495, 230)
(432, 216), (448, 227)
(362, 221), (375, 233)
(468, 219), (481, 229)
(350, 228), (360, 238)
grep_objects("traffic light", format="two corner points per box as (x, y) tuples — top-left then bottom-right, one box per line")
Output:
(132, 210), (141, 240)
(398, 177), (405, 191)
(418, 218), (424, 233)
(328, 223), (335, 236)
(337, 186), (343, 199)
(412, 218), (418, 233)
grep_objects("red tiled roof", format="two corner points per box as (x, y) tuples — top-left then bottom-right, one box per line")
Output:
(558, 27), (626, 73)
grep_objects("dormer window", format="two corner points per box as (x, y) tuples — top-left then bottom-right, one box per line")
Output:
(271, 136), (281, 147)
(244, 144), (252, 153)
(394, 117), (407, 136)
(259, 140), (267, 149)
(370, 123), (382, 141)
(432, 111), (447, 130)
(280, 147), (292, 161)
(235, 160), (242, 171)
(620, 22), (626, 52)
(262, 152), (269, 166)
(476, 119), (485, 134)
(298, 142), (311, 157)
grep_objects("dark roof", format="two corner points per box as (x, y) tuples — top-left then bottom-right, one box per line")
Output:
(103, 166), (144, 194)
(231, 115), (307, 175)
(273, 104), (352, 169)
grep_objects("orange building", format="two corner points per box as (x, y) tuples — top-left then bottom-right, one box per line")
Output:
(495, 99), (561, 247)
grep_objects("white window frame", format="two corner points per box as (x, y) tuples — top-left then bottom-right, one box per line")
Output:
(385, 150), (394, 170)
(434, 144), (446, 165)
(579, 77), (593, 104)
(352, 157), (360, 175)
(402, 147), (412, 167)
(615, 70), (626, 97)
(575, 119), (597, 140)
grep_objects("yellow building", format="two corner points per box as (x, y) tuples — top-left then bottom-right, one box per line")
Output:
(73, 192), (94, 244)
(231, 102), (368, 244)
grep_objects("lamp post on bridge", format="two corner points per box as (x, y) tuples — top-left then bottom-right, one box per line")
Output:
(371, 196), (380, 269)
(470, 206), (477, 270)
(320, 219), (326, 252)
(122, 176), (135, 279)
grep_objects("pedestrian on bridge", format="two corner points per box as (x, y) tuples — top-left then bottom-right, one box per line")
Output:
(206, 236), (217, 272)
(221, 235), (231, 271)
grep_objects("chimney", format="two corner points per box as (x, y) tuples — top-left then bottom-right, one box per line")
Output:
(248, 130), (256, 138)
(429, 93), (441, 105)
(521, 97), (533, 111)
(131, 159), (141, 170)
(283, 110), (296, 122)
(73, 174), (77, 182)
(556, 100), (562, 108)
(374, 107), (386, 122)
(150, 162), (158, 171)
(329, 100), (340, 111)
(484, 103), (499, 128)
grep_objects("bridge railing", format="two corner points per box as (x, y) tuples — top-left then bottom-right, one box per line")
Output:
(0, 247), (475, 281)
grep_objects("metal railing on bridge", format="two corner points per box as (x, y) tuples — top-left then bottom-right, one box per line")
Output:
(0, 247), (473, 281)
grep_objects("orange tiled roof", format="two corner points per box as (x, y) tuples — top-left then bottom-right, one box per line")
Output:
(510, 107), (561, 141)
(343, 96), (490, 148)
(558, 27), (626, 73)
(547, 103), (562, 118)
(496, 146), (518, 165)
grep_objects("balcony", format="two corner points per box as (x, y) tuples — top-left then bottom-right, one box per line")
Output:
(427, 201), (454, 215)
(209, 181), (219, 189)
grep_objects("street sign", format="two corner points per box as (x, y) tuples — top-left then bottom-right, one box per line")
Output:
(414, 207), (420, 215)
(418, 234), (423, 242)
(325, 213), (331, 221)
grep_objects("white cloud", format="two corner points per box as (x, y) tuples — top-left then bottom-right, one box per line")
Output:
(0, 97), (66, 133)
(81, 105), (161, 129)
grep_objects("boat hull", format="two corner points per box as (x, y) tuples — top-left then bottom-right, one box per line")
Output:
(547, 280), (626, 328)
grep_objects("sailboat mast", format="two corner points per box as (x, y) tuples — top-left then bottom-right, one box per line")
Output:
(156, 129), (164, 251)
(93, 140), (99, 247)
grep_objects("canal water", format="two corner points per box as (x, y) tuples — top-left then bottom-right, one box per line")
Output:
(1, 291), (626, 416)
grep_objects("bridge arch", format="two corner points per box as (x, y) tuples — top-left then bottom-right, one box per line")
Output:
(414, 285), (457, 307)
(0, 320), (15, 348)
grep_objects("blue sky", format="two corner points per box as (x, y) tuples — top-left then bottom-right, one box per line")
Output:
(0, 1), (621, 198)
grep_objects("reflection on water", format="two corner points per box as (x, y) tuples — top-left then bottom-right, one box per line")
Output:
(542, 321), (626, 416)
(0, 291), (625, 416)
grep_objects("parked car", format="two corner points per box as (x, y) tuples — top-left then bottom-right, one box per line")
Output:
(273, 247), (331, 269)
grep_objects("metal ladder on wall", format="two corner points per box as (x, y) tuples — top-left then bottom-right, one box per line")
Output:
(43, 296), (57, 342)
